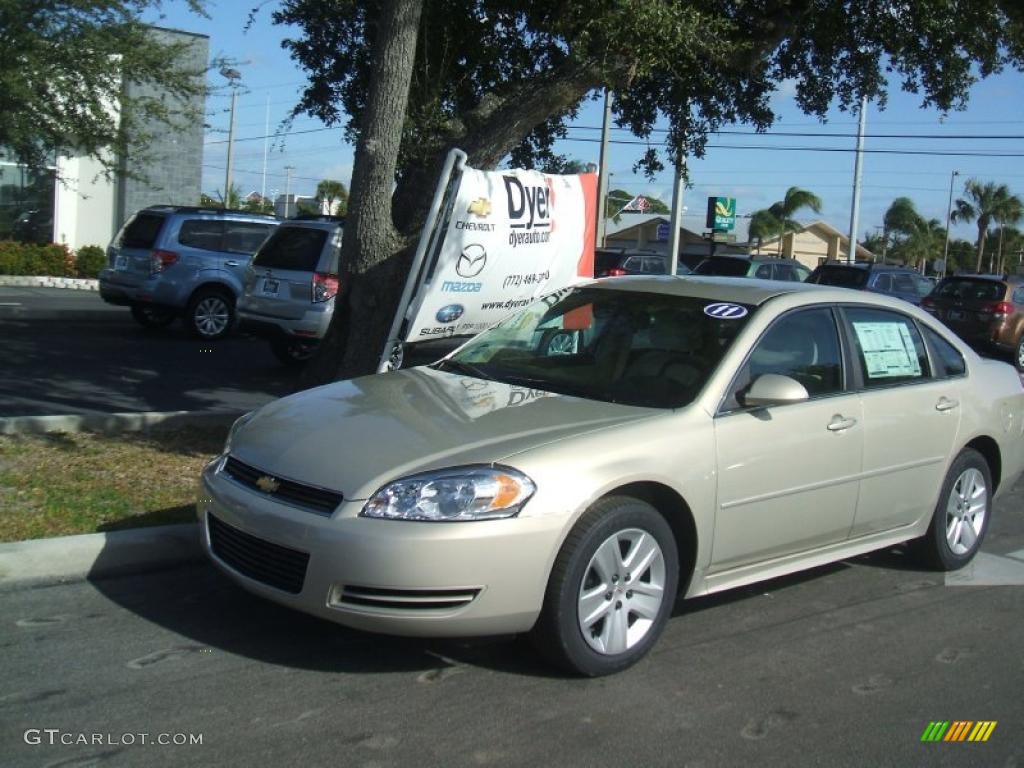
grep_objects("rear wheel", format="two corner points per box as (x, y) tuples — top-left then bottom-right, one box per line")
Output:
(270, 337), (318, 366)
(531, 496), (678, 676)
(1014, 336), (1024, 372)
(130, 305), (175, 328)
(185, 289), (235, 340)
(917, 448), (992, 571)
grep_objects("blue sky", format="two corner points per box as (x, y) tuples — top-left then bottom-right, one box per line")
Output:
(149, 2), (1024, 243)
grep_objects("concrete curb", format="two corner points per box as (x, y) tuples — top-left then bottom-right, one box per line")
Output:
(0, 523), (203, 588)
(0, 275), (99, 290)
(0, 409), (244, 436)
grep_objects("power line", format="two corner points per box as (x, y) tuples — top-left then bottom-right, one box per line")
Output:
(571, 124), (1024, 140)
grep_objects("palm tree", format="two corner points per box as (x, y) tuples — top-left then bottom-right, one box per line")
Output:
(765, 187), (822, 256)
(951, 179), (1023, 273)
(881, 197), (922, 261)
(316, 179), (349, 216)
(748, 209), (782, 252)
(214, 183), (243, 210)
(992, 198), (1023, 273)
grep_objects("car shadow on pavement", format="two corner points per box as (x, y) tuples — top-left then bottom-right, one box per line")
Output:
(88, 557), (565, 678)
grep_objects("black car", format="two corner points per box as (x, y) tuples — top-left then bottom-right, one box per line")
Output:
(693, 255), (810, 282)
(594, 248), (668, 277)
(807, 262), (934, 305)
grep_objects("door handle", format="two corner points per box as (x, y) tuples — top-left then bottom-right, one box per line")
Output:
(935, 397), (960, 412)
(224, 260), (240, 267)
(827, 415), (858, 432)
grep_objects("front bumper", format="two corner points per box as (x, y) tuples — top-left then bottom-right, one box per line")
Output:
(199, 459), (566, 637)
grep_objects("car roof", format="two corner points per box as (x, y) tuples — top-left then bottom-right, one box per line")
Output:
(141, 205), (278, 221)
(814, 261), (918, 273)
(277, 216), (345, 230)
(942, 273), (1022, 283)
(587, 274), (828, 304)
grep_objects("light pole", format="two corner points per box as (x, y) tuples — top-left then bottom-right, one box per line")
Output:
(941, 170), (960, 278)
(284, 165), (295, 218)
(220, 67), (242, 208)
(847, 94), (868, 264)
(596, 89), (613, 247)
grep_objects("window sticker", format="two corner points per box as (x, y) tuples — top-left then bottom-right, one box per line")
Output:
(853, 321), (922, 379)
(704, 302), (748, 319)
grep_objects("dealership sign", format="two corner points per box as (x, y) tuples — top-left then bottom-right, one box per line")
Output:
(706, 196), (737, 231)
(380, 150), (597, 368)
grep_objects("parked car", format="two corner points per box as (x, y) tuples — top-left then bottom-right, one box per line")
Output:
(594, 248), (668, 277)
(806, 261), (934, 305)
(99, 206), (278, 339)
(236, 216), (343, 365)
(693, 254), (810, 282)
(200, 276), (1024, 676)
(921, 273), (1024, 370)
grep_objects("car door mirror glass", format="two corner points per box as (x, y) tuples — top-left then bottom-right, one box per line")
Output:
(741, 373), (809, 407)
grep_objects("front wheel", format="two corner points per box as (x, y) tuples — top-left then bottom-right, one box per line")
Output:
(531, 496), (679, 676)
(1014, 336), (1024, 372)
(916, 448), (992, 571)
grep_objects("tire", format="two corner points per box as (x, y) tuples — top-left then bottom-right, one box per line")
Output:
(917, 448), (992, 571)
(530, 496), (679, 676)
(1014, 336), (1024, 372)
(130, 305), (176, 328)
(184, 289), (235, 340)
(270, 337), (318, 367)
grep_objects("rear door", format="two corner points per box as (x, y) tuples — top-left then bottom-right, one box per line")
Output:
(106, 211), (167, 287)
(244, 226), (331, 319)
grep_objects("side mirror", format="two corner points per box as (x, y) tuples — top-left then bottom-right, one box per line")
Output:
(741, 374), (809, 408)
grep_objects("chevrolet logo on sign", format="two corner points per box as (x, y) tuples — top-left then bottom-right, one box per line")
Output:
(256, 475), (280, 494)
(467, 198), (492, 217)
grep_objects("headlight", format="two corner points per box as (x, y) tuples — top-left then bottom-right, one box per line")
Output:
(361, 466), (536, 522)
(224, 410), (256, 453)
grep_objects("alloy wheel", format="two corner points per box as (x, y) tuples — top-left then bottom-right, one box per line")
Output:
(945, 467), (987, 556)
(194, 296), (230, 337)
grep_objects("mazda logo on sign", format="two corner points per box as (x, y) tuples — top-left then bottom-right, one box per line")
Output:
(456, 244), (487, 277)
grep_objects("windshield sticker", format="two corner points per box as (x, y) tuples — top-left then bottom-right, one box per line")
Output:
(853, 321), (922, 379)
(704, 302), (748, 319)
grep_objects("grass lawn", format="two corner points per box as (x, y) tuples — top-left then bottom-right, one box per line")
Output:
(0, 427), (227, 542)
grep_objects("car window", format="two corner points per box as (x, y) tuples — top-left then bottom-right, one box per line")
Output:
(775, 264), (801, 282)
(755, 264), (773, 279)
(912, 275), (935, 296)
(694, 257), (750, 277)
(178, 219), (224, 251)
(845, 306), (931, 387)
(922, 326), (966, 378)
(935, 278), (1005, 302)
(892, 274), (920, 293)
(116, 213), (165, 249)
(794, 264), (811, 282)
(873, 273), (892, 291)
(723, 307), (844, 410)
(252, 227), (329, 271)
(623, 256), (642, 271)
(1012, 286), (1024, 304)
(594, 250), (623, 274)
(223, 222), (275, 255)
(643, 257), (664, 274)
(810, 266), (869, 288)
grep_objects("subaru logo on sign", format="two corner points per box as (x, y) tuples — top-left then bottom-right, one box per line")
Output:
(436, 304), (465, 324)
(457, 244), (487, 277)
(703, 302), (748, 319)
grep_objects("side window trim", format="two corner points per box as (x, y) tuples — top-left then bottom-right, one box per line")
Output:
(716, 303), (849, 417)
(918, 320), (968, 380)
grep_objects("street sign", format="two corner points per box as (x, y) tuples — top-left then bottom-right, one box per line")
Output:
(656, 221), (670, 242)
(706, 197), (737, 231)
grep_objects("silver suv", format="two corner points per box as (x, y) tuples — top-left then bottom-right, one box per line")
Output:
(99, 206), (278, 339)
(237, 216), (343, 365)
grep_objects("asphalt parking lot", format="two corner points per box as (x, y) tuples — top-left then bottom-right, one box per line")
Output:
(0, 287), (299, 416)
(3, 476), (1023, 768)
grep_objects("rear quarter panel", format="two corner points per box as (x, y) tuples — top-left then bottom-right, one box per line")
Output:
(959, 358), (1024, 496)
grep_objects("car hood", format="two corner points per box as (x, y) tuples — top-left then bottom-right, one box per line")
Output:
(230, 366), (658, 500)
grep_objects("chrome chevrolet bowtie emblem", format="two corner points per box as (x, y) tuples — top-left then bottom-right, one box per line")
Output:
(256, 475), (280, 493)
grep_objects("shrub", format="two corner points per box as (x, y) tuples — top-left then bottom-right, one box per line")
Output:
(0, 241), (77, 277)
(75, 245), (107, 278)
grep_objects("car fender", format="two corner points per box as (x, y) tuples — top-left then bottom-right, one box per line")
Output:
(192, 267), (244, 300)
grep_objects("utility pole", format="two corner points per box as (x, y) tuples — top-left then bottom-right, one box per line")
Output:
(284, 165), (295, 218)
(596, 90), (613, 247)
(261, 93), (270, 210)
(846, 94), (868, 264)
(941, 170), (959, 278)
(668, 158), (686, 275)
(220, 66), (242, 208)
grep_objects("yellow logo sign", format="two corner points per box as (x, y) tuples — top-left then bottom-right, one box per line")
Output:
(467, 198), (492, 217)
(256, 475), (280, 493)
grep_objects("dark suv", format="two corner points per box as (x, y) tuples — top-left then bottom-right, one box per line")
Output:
(806, 262), (934, 305)
(99, 206), (278, 339)
(921, 274), (1024, 370)
(594, 248), (668, 277)
(693, 255), (810, 282)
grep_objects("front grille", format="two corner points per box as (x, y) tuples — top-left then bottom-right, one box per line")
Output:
(223, 455), (343, 516)
(208, 514), (309, 594)
(335, 585), (481, 612)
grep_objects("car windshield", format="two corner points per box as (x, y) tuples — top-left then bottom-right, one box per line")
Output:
(694, 257), (750, 277)
(438, 287), (754, 408)
(810, 266), (869, 288)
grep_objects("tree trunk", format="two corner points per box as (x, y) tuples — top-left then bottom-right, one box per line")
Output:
(301, 0), (424, 387)
(975, 223), (987, 273)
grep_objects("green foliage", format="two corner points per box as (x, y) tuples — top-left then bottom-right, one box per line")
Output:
(214, 183), (244, 210)
(315, 179), (349, 216)
(952, 179), (1024, 271)
(75, 245), (108, 279)
(273, 0), (1024, 186)
(241, 197), (274, 214)
(0, 241), (76, 277)
(295, 199), (320, 217)
(750, 187), (822, 254)
(0, 1), (208, 179)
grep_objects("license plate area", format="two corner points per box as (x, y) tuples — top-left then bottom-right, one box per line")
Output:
(262, 278), (280, 296)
